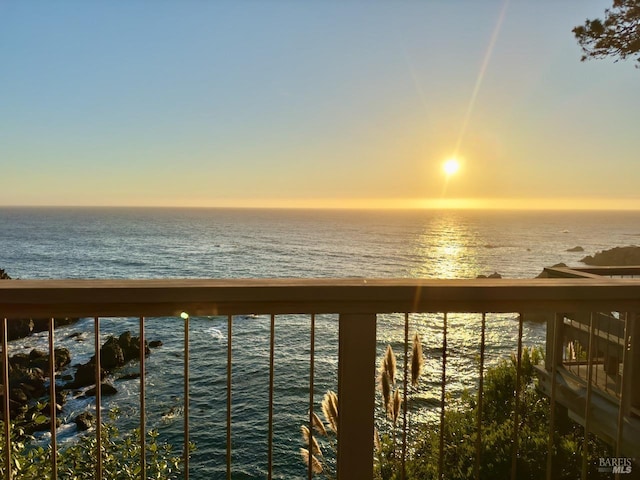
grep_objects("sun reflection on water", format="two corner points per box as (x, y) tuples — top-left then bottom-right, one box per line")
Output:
(410, 214), (479, 279)
(376, 310), (544, 426)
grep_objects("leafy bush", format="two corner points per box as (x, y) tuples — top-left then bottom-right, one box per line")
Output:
(1, 409), (192, 479)
(406, 348), (612, 480)
(300, 345), (614, 479)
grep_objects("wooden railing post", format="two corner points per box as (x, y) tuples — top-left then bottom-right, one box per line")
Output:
(337, 313), (376, 480)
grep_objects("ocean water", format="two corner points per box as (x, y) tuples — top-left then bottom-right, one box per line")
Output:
(1, 207), (639, 479)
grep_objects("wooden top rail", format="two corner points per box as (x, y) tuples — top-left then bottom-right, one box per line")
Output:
(545, 266), (640, 278)
(2, 278), (640, 317)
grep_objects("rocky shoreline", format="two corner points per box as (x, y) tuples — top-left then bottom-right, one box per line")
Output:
(1, 329), (162, 434)
(579, 245), (640, 266)
(1, 268), (166, 435)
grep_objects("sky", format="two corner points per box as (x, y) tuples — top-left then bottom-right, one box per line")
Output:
(1, 1), (638, 210)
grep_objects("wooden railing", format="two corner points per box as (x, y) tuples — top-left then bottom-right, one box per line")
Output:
(1, 277), (640, 479)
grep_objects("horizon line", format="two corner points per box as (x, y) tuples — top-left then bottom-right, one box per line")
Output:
(2, 197), (640, 211)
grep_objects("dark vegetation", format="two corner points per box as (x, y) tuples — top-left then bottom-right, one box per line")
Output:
(580, 245), (640, 265)
(404, 349), (612, 480)
(574, 0), (640, 66)
(1, 409), (189, 479)
(302, 347), (614, 479)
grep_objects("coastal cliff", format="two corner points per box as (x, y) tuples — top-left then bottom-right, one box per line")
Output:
(580, 245), (640, 266)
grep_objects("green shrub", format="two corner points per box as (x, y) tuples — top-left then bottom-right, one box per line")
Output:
(406, 347), (612, 480)
(1, 409), (192, 479)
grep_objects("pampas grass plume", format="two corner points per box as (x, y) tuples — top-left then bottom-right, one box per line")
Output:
(411, 332), (424, 387)
(321, 390), (338, 434)
(311, 412), (327, 437)
(300, 448), (323, 474)
(392, 388), (401, 424)
(301, 425), (323, 457)
(381, 370), (392, 417)
(383, 344), (397, 385)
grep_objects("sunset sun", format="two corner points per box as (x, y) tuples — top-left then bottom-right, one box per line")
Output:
(443, 158), (460, 177)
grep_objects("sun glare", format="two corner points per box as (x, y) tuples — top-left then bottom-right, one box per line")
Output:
(443, 158), (460, 176)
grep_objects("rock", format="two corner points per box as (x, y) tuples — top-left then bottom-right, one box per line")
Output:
(75, 412), (94, 431)
(149, 340), (163, 348)
(31, 317), (78, 333)
(4, 355), (48, 415)
(68, 330), (152, 391)
(580, 246), (640, 266)
(477, 272), (502, 279)
(29, 349), (48, 361)
(10, 387), (28, 404)
(6, 319), (35, 342)
(94, 332), (150, 369)
(66, 362), (106, 389)
(53, 348), (72, 370)
(28, 348), (71, 372)
(100, 337), (125, 369)
(5, 317), (79, 342)
(56, 390), (67, 406)
(567, 246), (584, 252)
(118, 372), (141, 381)
(118, 331), (133, 351)
(118, 331), (150, 362)
(119, 331), (138, 362)
(0, 268), (10, 280)
(9, 366), (47, 401)
(9, 352), (32, 368)
(0, 339), (72, 428)
(84, 383), (118, 397)
(17, 381), (43, 398)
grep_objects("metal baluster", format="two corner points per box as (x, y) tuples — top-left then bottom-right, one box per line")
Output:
(402, 313), (409, 480)
(438, 313), (447, 480)
(594, 315), (599, 392)
(546, 313), (560, 480)
(139, 316), (146, 479)
(94, 317), (102, 480)
(181, 312), (190, 480)
(510, 314), (523, 480)
(576, 318), (581, 380)
(268, 314), (275, 480)
(308, 314), (315, 480)
(2, 318), (12, 480)
(605, 315), (611, 395)
(48, 318), (58, 479)
(474, 313), (486, 480)
(581, 313), (596, 480)
(227, 315), (232, 480)
(615, 313), (630, 480)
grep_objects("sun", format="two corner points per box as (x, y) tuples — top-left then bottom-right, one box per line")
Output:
(443, 158), (460, 176)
